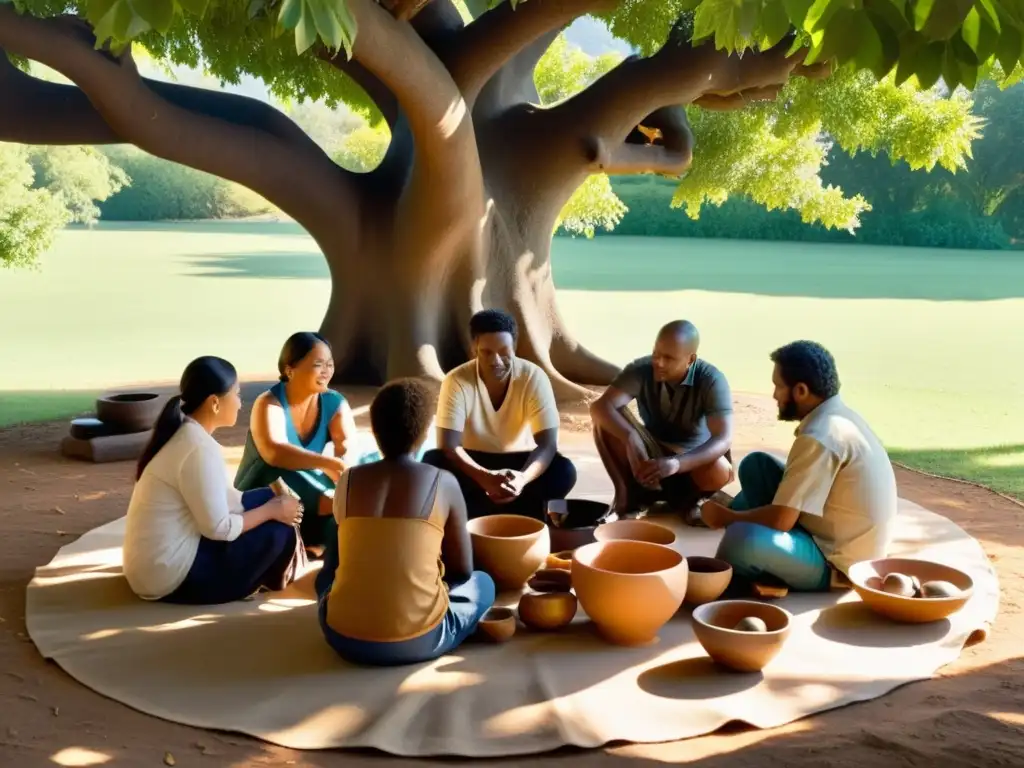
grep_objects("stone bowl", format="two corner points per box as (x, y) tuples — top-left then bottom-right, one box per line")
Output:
(572, 540), (688, 646)
(466, 515), (550, 591)
(692, 599), (792, 672)
(545, 550), (574, 571)
(518, 592), (578, 631)
(476, 607), (517, 643)
(848, 557), (974, 623)
(546, 499), (610, 552)
(593, 519), (676, 547)
(96, 392), (164, 433)
(685, 556), (733, 606)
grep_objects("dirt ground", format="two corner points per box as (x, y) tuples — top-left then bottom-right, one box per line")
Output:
(1, 385), (1022, 768)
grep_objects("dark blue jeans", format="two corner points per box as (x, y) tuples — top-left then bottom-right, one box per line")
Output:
(715, 452), (831, 592)
(315, 518), (496, 666)
(162, 488), (299, 605)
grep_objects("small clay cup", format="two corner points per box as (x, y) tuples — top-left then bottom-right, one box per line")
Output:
(518, 592), (578, 631)
(593, 519), (676, 547)
(467, 515), (550, 591)
(572, 540), (688, 646)
(477, 607), (517, 643)
(692, 599), (792, 672)
(527, 568), (573, 593)
(684, 556), (733, 606)
(545, 550), (574, 571)
(95, 392), (163, 433)
(848, 557), (974, 623)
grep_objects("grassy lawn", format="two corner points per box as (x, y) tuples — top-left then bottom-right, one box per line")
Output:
(1, 221), (1021, 498)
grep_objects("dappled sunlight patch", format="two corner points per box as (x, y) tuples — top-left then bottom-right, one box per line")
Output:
(257, 598), (311, 613)
(49, 747), (111, 766)
(137, 614), (220, 633)
(398, 656), (486, 695)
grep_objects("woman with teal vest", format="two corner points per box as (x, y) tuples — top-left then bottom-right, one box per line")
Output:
(235, 332), (380, 551)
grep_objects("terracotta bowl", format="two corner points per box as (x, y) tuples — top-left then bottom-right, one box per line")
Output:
(692, 600), (792, 672)
(545, 550), (574, 571)
(527, 568), (573, 593)
(546, 499), (610, 552)
(466, 515), (551, 591)
(848, 557), (974, 623)
(685, 556), (733, 606)
(572, 540), (688, 646)
(593, 519), (676, 547)
(518, 592), (578, 631)
(477, 607), (517, 643)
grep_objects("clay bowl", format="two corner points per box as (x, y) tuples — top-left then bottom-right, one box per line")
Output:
(848, 557), (974, 623)
(477, 607), (517, 643)
(572, 540), (688, 646)
(527, 568), (573, 593)
(685, 556), (734, 606)
(518, 591), (578, 631)
(594, 519), (676, 547)
(692, 599), (792, 672)
(546, 499), (610, 552)
(96, 392), (163, 433)
(545, 550), (574, 571)
(466, 515), (550, 591)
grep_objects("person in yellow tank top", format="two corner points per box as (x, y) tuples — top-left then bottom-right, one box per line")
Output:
(314, 379), (496, 666)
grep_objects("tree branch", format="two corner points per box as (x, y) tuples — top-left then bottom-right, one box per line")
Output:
(317, 48), (399, 127)
(445, 0), (615, 105)
(553, 36), (824, 153)
(0, 8), (357, 231)
(347, 0), (474, 168)
(586, 106), (694, 176)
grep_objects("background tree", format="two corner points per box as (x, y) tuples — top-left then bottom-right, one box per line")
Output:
(2, 0), (1022, 397)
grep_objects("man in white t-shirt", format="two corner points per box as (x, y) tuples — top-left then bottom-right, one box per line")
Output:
(700, 340), (898, 592)
(423, 309), (577, 520)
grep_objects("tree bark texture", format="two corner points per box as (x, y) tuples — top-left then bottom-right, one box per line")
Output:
(0, 1), (822, 401)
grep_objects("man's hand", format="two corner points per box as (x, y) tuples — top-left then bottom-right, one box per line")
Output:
(700, 499), (733, 530)
(626, 434), (660, 489)
(636, 456), (682, 487)
(498, 469), (528, 497)
(478, 471), (516, 503)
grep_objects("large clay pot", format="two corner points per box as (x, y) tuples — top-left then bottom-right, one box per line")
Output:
(593, 519), (676, 546)
(572, 540), (688, 646)
(546, 499), (610, 552)
(848, 557), (973, 623)
(467, 515), (550, 591)
(692, 600), (791, 672)
(96, 392), (163, 433)
(684, 556), (733, 606)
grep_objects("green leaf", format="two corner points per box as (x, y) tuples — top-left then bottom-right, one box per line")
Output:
(951, 27), (981, 64)
(247, 0), (265, 19)
(85, 0), (120, 27)
(914, 0), (974, 40)
(995, 22), (1023, 72)
(962, 6), (1001, 60)
(177, 0), (209, 16)
(974, 0), (1001, 32)
(333, 0), (358, 58)
(805, 0), (845, 32)
(866, 9), (902, 77)
(129, 0), (174, 34)
(942, 42), (963, 88)
(758, 1), (793, 48)
(294, 3), (319, 54)
(277, 0), (303, 30)
(864, 0), (911, 33)
(307, 0), (344, 51)
(782, 0), (814, 27)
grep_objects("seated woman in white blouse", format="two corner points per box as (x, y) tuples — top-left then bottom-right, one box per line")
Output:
(124, 356), (305, 604)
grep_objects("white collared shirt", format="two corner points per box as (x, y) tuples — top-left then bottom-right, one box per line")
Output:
(773, 396), (899, 574)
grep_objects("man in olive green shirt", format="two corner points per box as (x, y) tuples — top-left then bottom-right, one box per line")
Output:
(590, 320), (734, 518)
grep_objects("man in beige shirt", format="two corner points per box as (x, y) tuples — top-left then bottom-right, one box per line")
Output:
(700, 340), (898, 591)
(423, 310), (576, 520)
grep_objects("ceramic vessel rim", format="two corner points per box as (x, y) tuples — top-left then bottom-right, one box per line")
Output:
(686, 556), (733, 574)
(849, 557), (974, 601)
(595, 519), (676, 539)
(691, 599), (792, 636)
(481, 607), (515, 622)
(573, 540), (684, 576)
(468, 514), (547, 539)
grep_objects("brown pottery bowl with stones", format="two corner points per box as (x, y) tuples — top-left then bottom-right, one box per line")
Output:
(692, 599), (792, 673)
(848, 557), (974, 623)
